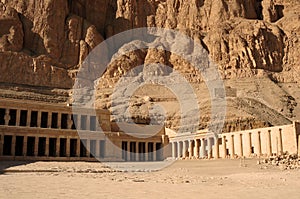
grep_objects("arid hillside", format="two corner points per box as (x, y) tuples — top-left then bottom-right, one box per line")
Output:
(0, 0), (300, 131)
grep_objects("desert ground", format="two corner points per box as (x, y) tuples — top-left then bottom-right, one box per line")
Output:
(0, 159), (300, 199)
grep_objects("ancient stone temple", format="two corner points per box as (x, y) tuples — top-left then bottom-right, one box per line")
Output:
(0, 98), (168, 161)
(169, 122), (300, 159)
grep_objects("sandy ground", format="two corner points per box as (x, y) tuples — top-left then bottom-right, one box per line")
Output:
(0, 159), (300, 199)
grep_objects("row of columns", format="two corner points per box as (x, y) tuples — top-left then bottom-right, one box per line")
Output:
(172, 137), (219, 159)
(123, 141), (158, 161)
(1, 108), (98, 131)
(0, 134), (105, 158)
(171, 129), (284, 159)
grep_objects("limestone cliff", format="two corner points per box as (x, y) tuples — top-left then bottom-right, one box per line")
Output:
(0, 0), (300, 131)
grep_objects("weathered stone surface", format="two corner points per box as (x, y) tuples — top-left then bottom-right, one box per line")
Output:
(0, 0), (300, 131)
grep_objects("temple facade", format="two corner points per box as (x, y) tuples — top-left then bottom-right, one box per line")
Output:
(1, 97), (300, 162)
(169, 122), (300, 159)
(0, 98), (167, 161)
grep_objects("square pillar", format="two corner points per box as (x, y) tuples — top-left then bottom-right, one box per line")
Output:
(87, 116), (91, 131)
(188, 140), (193, 159)
(172, 142), (176, 159)
(230, 135), (235, 159)
(16, 110), (21, 126)
(76, 139), (81, 157)
(47, 112), (52, 128)
(200, 139), (206, 158)
(267, 130), (272, 156)
(45, 137), (49, 156)
(222, 136), (227, 158)
(26, 110), (31, 127)
(239, 134), (243, 157)
(256, 131), (262, 156)
(245, 133), (252, 157)
(56, 137), (61, 157)
(182, 141), (187, 158)
(176, 142), (180, 158)
(135, 142), (139, 161)
(34, 137), (39, 157)
(278, 129), (283, 155)
(57, 113), (62, 129)
(23, 136), (27, 156)
(66, 137), (70, 157)
(153, 142), (157, 161)
(213, 137), (219, 159)
(37, 111), (41, 128)
(207, 138), (212, 159)
(127, 141), (130, 161)
(11, 135), (16, 156)
(194, 139), (199, 158)
(86, 139), (90, 157)
(145, 142), (148, 161)
(96, 140), (100, 158)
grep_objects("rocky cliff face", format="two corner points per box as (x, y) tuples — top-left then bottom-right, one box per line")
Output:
(0, 0), (300, 131)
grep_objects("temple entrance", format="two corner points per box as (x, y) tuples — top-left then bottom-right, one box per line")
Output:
(3, 135), (12, 155)
(70, 139), (77, 157)
(38, 137), (46, 156)
(15, 136), (24, 156)
(49, 138), (56, 157)
(26, 137), (35, 156)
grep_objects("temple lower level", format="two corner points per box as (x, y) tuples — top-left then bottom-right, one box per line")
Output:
(1, 98), (300, 162)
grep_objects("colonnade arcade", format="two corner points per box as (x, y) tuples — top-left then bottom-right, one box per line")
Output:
(0, 99), (165, 161)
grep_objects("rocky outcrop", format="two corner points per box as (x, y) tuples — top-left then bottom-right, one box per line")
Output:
(0, 0), (300, 131)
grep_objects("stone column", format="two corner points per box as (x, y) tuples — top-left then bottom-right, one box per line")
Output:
(16, 110), (21, 126)
(96, 140), (100, 158)
(45, 137), (49, 156)
(256, 131), (262, 156)
(189, 140), (193, 159)
(127, 141), (131, 161)
(246, 133), (252, 157)
(200, 139), (205, 158)
(77, 115), (81, 130)
(135, 142), (139, 161)
(23, 136), (27, 156)
(214, 137), (219, 159)
(4, 109), (10, 125)
(47, 112), (52, 128)
(239, 134), (243, 157)
(57, 113), (62, 129)
(267, 130), (272, 156)
(145, 142), (148, 161)
(182, 141), (187, 158)
(207, 138), (212, 159)
(222, 136), (227, 158)
(177, 142), (181, 158)
(11, 135), (16, 156)
(66, 137), (70, 157)
(26, 110), (31, 127)
(278, 129), (283, 155)
(87, 116), (91, 131)
(76, 139), (81, 157)
(34, 137), (39, 156)
(230, 135), (235, 158)
(153, 143), (157, 161)
(37, 111), (41, 128)
(171, 142), (176, 158)
(86, 139), (90, 157)
(194, 139), (199, 158)
(56, 137), (60, 157)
